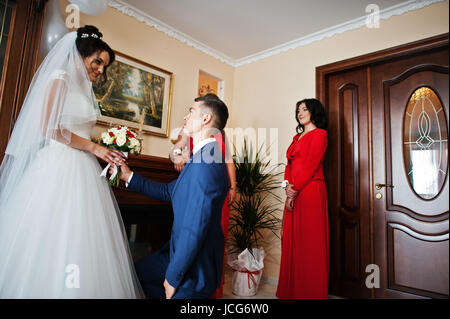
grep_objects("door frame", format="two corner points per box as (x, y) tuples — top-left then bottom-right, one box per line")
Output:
(316, 33), (449, 298)
(0, 0), (46, 162)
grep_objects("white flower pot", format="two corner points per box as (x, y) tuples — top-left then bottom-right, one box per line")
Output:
(231, 268), (263, 297)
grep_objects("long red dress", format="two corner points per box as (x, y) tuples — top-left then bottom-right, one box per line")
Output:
(211, 131), (230, 298)
(188, 133), (230, 298)
(276, 128), (329, 299)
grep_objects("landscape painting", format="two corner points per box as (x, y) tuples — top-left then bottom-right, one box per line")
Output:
(93, 52), (173, 137)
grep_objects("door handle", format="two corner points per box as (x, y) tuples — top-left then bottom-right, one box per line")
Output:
(375, 183), (394, 190)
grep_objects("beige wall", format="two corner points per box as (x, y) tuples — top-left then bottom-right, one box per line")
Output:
(60, 0), (235, 158)
(60, 0), (449, 284)
(231, 0), (449, 281)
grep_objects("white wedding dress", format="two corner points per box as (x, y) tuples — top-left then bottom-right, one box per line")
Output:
(0, 81), (144, 298)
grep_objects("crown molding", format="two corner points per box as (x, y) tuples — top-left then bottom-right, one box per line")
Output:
(108, 0), (446, 68)
(107, 0), (236, 65)
(233, 0), (446, 66)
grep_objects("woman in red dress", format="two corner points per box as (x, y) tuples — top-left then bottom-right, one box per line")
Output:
(276, 98), (329, 299)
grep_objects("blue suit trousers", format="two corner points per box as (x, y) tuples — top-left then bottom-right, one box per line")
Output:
(134, 242), (212, 299)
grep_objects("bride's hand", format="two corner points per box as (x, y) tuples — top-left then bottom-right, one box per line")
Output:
(91, 144), (126, 166)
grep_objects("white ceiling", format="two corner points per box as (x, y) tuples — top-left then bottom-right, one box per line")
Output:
(112, 0), (441, 66)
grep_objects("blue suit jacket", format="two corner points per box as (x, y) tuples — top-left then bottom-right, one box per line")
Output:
(128, 141), (229, 295)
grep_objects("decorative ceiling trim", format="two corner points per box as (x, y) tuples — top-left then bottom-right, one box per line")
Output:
(108, 0), (445, 68)
(107, 0), (235, 65)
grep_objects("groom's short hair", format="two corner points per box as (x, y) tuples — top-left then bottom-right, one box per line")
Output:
(195, 94), (229, 131)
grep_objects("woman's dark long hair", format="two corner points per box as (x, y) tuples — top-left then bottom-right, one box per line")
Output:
(295, 98), (328, 134)
(76, 25), (115, 82)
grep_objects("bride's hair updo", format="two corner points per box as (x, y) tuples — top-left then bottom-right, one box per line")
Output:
(76, 25), (115, 81)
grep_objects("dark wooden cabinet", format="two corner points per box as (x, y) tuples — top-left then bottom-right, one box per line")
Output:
(317, 33), (449, 299)
(107, 154), (179, 259)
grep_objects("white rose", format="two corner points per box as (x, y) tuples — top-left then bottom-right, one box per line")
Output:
(129, 137), (139, 149)
(116, 134), (127, 147)
(131, 144), (141, 154)
(109, 128), (118, 136)
(101, 132), (113, 145)
(118, 130), (127, 139)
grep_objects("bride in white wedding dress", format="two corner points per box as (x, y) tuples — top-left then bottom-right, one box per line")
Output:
(0, 26), (144, 298)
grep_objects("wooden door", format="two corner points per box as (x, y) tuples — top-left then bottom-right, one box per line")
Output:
(0, 0), (45, 162)
(317, 33), (449, 299)
(326, 67), (372, 298)
(371, 45), (449, 299)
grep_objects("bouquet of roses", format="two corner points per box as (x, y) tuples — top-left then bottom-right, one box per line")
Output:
(96, 126), (141, 186)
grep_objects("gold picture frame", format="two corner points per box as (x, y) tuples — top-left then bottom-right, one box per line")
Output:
(93, 51), (173, 137)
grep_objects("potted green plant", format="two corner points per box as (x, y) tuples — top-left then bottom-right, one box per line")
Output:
(227, 139), (283, 296)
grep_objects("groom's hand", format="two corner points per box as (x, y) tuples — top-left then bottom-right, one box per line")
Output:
(164, 279), (176, 299)
(109, 159), (132, 182)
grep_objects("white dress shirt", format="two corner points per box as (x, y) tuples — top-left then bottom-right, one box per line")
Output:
(192, 137), (216, 156)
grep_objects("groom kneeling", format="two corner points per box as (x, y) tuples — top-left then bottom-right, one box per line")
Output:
(115, 94), (230, 299)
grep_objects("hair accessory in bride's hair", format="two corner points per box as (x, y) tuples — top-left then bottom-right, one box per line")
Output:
(81, 33), (101, 39)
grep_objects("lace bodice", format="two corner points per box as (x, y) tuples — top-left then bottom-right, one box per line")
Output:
(62, 89), (98, 139)
(51, 69), (99, 140)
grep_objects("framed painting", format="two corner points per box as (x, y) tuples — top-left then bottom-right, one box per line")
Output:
(197, 70), (224, 99)
(92, 52), (173, 137)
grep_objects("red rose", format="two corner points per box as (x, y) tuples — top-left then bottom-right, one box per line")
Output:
(109, 132), (114, 137)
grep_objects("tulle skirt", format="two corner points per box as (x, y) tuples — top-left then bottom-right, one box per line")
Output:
(0, 141), (144, 298)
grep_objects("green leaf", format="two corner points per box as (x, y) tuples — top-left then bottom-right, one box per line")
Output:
(228, 139), (282, 253)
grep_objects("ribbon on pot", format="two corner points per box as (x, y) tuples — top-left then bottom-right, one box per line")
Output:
(239, 268), (260, 289)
